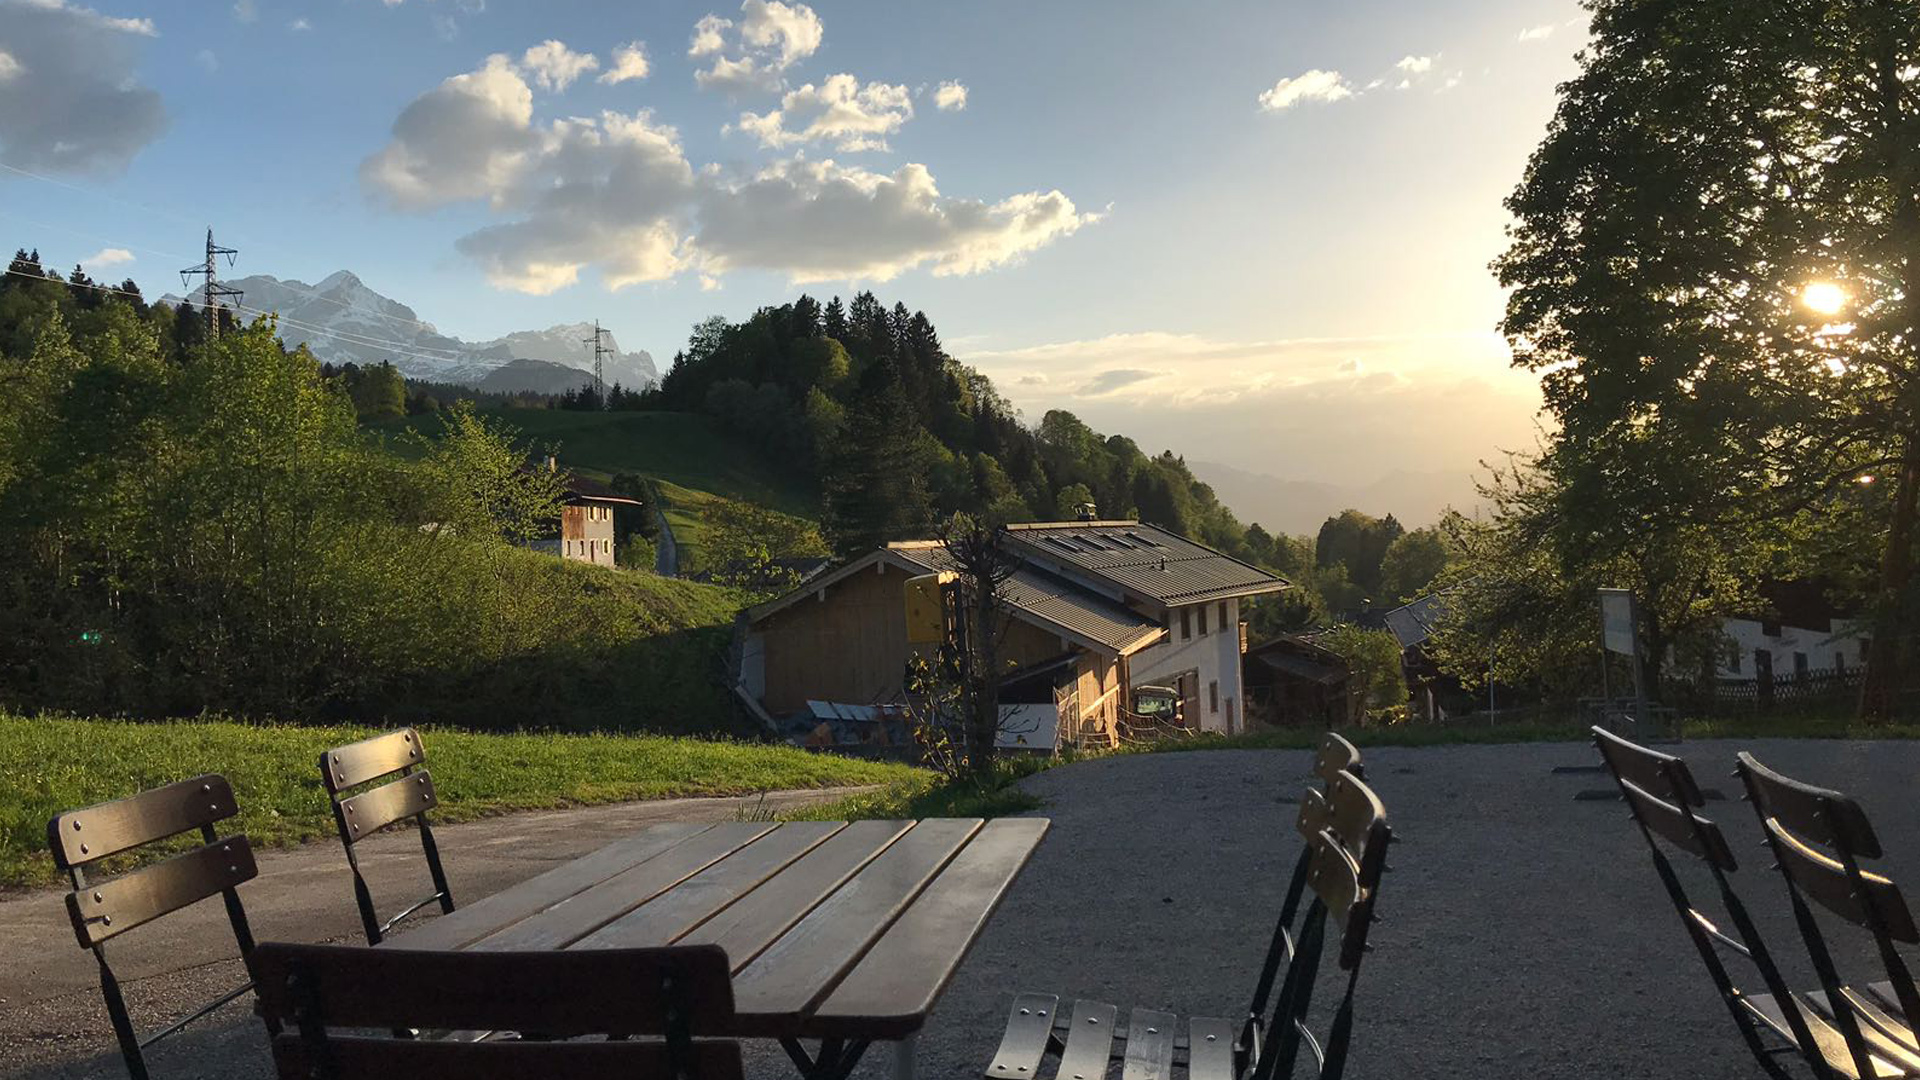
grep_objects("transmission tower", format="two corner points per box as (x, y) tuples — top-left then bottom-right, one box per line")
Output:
(583, 320), (612, 408)
(178, 228), (242, 339)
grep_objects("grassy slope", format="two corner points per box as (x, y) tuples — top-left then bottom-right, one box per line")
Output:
(371, 408), (820, 573)
(0, 714), (921, 888)
(371, 409), (816, 515)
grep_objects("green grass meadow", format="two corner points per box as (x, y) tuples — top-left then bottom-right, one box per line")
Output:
(1, 714), (920, 888)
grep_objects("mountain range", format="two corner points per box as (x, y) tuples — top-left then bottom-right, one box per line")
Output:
(163, 271), (657, 393)
(1191, 461), (1484, 535)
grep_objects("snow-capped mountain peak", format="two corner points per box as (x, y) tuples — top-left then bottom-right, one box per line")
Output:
(160, 271), (656, 390)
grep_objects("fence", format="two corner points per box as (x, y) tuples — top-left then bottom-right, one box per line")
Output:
(1672, 665), (1864, 716)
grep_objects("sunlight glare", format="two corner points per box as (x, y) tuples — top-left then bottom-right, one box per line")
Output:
(1802, 281), (1849, 316)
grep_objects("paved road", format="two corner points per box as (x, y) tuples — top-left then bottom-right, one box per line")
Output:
(7, 739), (1919, 1080)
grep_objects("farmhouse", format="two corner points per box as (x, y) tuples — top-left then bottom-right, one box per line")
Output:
(735, 521), (1287, 750)
(526, 470), (639, 568)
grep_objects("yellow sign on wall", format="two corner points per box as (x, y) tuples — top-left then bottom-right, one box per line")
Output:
(904, 573), (949, 643)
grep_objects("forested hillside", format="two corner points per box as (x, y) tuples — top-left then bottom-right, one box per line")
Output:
(656, 293), (1267, 558)
(0, 250), (751, 733)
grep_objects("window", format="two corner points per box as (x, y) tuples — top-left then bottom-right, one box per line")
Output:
(1727, 646), (1742, 675)
(1209, 680), (1219, 714)
(1218, 601), (1228, 631)
(1198, 606), (1209, 635)
(1835, 653), (1847, 675)
(1180, 609), (1191, 640)
(1793, 652), (1809, 680)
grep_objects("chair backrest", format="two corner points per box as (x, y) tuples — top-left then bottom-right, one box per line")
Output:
(1252, 769), (1391, 1080)
(1737, 751), (1920, 1073)
(1244, 736), (1367, 1047)
(248, 943), (745, 1080)
(1594, 730), (1833, 1080)
(318, 728), (455, 944)
(47, 775), (264, 1080)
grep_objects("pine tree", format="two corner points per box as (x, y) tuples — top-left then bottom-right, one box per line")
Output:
(823, 296), (847, 343)
(825, 358), (931, 553)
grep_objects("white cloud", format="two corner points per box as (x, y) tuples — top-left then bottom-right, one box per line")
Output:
(933, 80), (967, 111)
(289, 16), (309, 30)
(598, 41), (649, 84)
(520, 40), (598, 92)
(362, 56), (1095, 292)
(964, 330), (1543, 488)
(82, 246), (133, 268)
(1257, 69), (1353, 111)
(1395, 55), (1432, 74)
(736, 0), (821, 66)
(196, 48), (218, 72)
(689, 14), (730, 55)
(690, 0), (822, 93)
(1517, 24), (1555, 42)
(232, 0), (256, 22)
(19, 0), (157, 36)
(695, 157), (1096, 282)
(736, 74), (912, 151)
(361, 53), (541, 210)
(0, 0), (166, 172)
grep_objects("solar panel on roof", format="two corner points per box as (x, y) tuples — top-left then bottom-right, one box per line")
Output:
(1126, 530), (1164, 548)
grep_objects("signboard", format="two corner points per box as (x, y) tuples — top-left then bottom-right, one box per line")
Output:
(1599, 588), (1637, 657)
(903, 572), (948, 644)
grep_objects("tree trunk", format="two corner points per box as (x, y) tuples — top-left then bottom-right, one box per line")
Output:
(967, 580), (1001, 775)
(1860, 442), (1920, 720)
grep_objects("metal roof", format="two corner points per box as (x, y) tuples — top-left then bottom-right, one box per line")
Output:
(1383, 592), (1449, 649)
(892, 545), (1166, 656)
(1000, 521), (1288, 607)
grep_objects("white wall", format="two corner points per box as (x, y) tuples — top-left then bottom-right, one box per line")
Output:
(1130, 597), (1243, 733)
(1715, 616), (1867, 678)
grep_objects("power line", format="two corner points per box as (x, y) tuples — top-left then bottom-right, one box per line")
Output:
(583, 320), (612, 408)
(178, 229), (242, 339)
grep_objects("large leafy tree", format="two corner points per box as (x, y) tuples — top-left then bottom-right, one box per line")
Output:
(1497, 0), (1920, 714)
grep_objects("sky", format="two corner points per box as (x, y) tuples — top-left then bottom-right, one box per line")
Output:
(0, 0), (1587, 490)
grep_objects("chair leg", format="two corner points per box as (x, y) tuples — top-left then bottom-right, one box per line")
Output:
(94, 949), (150, 1080)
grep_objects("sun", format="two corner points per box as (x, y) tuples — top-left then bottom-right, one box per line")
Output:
(1802, 281), (1849, 317)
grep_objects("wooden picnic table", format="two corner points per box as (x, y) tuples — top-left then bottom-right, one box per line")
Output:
(383, 817), (1050, 1080)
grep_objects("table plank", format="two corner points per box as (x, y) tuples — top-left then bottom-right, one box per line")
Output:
(387, 822), (715, 951)
(676, 820), (914, 972)
(573, 821), (849, 950)
(808, 817), (1049, 1038)
(729, 818), (984, 1034)
(469, 823), (778, 951)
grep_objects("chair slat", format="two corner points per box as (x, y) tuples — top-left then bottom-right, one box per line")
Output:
(47, 775), (239, 868)
(1294, 789), (1330, 843)
(1121, 1009), (1177, 1080)
(986, 993), (1059, 1080)
(1741, 992), (1885, 1080)
(1053, 1000), (1118, 1080)
(249, 944), (737, 1034)
(66, 835), (256, 946)
(1799, 989), (1920, 1076)
(1738, 752), (1882, 858)
(1305, 830), (1362, 926)
(1594, 727), (1704, 807)
(270, 1035), (742, 1080)
(321, 727), (426, 792)
(1323, 770), (1385, 860)
(1188, 1016), (1237, 1080)
(337, 770), (440, 843)
(1312, 734), (1361, 785)
(1617, 779), (1737, 870)
(1768, 824), (1919, 943)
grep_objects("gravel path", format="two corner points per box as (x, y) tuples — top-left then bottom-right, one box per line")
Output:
(8, 738), (1918, 1080)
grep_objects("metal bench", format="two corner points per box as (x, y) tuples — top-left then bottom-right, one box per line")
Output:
(318, 727), (456, 944)
(986, 740), (1389, 1080)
